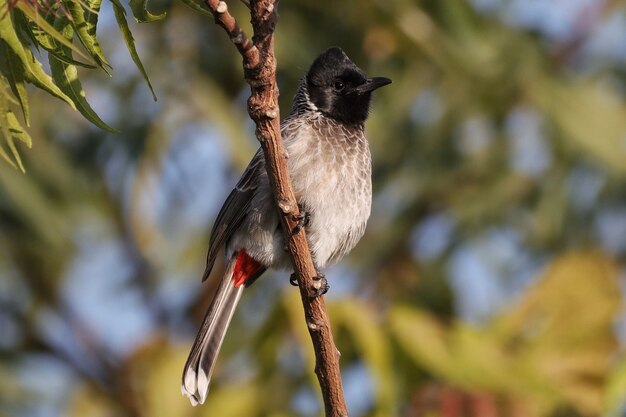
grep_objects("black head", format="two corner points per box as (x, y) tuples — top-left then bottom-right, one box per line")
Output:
(306, 47), (391, 125)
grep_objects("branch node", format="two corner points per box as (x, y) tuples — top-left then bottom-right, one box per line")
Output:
(265, 108), (278, 119)
(265, 3), (274, 13)
(232, 32), (245, 44)
(216, 1), (227, 13)
(307, 321), (320, 331)
(277, 198), (294, 214)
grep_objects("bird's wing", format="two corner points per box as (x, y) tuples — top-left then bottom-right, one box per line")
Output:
(201, 149), (265, 281)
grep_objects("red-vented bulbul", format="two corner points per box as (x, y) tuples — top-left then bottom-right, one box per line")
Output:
(182, 47), (391, 405)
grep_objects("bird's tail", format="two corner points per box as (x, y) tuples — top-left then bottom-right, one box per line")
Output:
(181, 258), (244, 406)
(181, 251), (265, 406)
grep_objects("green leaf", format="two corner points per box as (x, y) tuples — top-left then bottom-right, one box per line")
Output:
(10, 7), (41, 52)
(64, 0), (112, 72)
(13, 2), (91, 62)
(0, 10), (76, 109)
(0, 41), (30, 125)
(0, 76), (19, 105)
(178, 0), (212, 17)
(0, 80), (32, 172)
(22, 9), (97, 69)
(389, 306), (456, 379)
(49, 17), (118, 133)
(48, 48), (98, 69)
(0, 94), (23, 171)
(4, 111), (29, 172)
(0, 142), (18, 170)
(129, 0), (166, 23)
(23, 47), (76, 108)
(110, 0), (157, 101)
(6, 110), (32, 147)
(20, 10), (61, 52)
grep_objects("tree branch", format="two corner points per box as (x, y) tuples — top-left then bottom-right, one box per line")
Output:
(204, 0), (259, 68)
(203, 0), (348, 415)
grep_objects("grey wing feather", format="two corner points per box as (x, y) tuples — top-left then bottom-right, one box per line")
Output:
(201, 149), (265, 281)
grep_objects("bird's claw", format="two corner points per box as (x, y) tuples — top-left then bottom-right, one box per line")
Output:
(292, 205), (310, 235)
(289, 273), (299, 286)
(290, 272), (329, 298)
(309, 273), (329, 299)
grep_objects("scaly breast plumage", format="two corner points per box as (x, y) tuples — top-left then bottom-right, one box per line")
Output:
(284, 120), (372, 268)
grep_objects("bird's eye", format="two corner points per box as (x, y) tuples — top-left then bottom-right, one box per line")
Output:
(333, 80), (345, 91)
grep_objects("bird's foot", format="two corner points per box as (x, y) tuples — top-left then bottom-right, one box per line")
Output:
(310, 272), (329, 299)
(292, 205), (310, 235)
(289, 273), (299, 286)
(290, 272), (329, 298)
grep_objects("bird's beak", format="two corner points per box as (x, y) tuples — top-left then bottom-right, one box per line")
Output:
(351, 77), (392, 95)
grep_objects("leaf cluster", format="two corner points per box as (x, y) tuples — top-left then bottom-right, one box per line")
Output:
(0, 0), (163, 171)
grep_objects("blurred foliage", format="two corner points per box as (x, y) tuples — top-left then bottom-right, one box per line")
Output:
(1, 1), (626, 417)
(0, 0), (165, 170)
(392, 253), (619, 415)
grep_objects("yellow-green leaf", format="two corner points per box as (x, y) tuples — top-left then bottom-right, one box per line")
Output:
(0, 142), (18, 170)
(0, 95), (25, 171)
(10, 7), (41, 52)
(389, 306), (456, 379)
(0, 76), (19, 105)
(22, 11), (97, 69)
(14, 2), (91, 62)
(110, 0), (157, 101)
(0, 10), (75, 109)
(129, 0), (167, 22)
(49, 48), (98, 69)
(65, 0), (111, 72)
(5, 133), (25, 172)
(6, 110), (32, 147)
(27, 19), (56, 50)
(0, 41), (29, 124)
(49, 17), (118, 133)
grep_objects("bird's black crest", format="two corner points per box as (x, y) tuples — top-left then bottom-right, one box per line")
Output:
(305, 47), (390, 125)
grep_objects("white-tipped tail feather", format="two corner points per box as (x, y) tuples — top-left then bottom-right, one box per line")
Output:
(181, 260), (244, 405)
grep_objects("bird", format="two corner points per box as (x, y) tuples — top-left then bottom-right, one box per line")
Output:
(181, 47), (391, 406)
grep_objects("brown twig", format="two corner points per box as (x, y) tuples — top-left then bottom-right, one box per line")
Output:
(203, 0), (349, 415)
(205, 0), (259, 68)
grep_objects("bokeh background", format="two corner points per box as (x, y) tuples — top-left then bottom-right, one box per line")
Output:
(2, 0), (626, 416)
